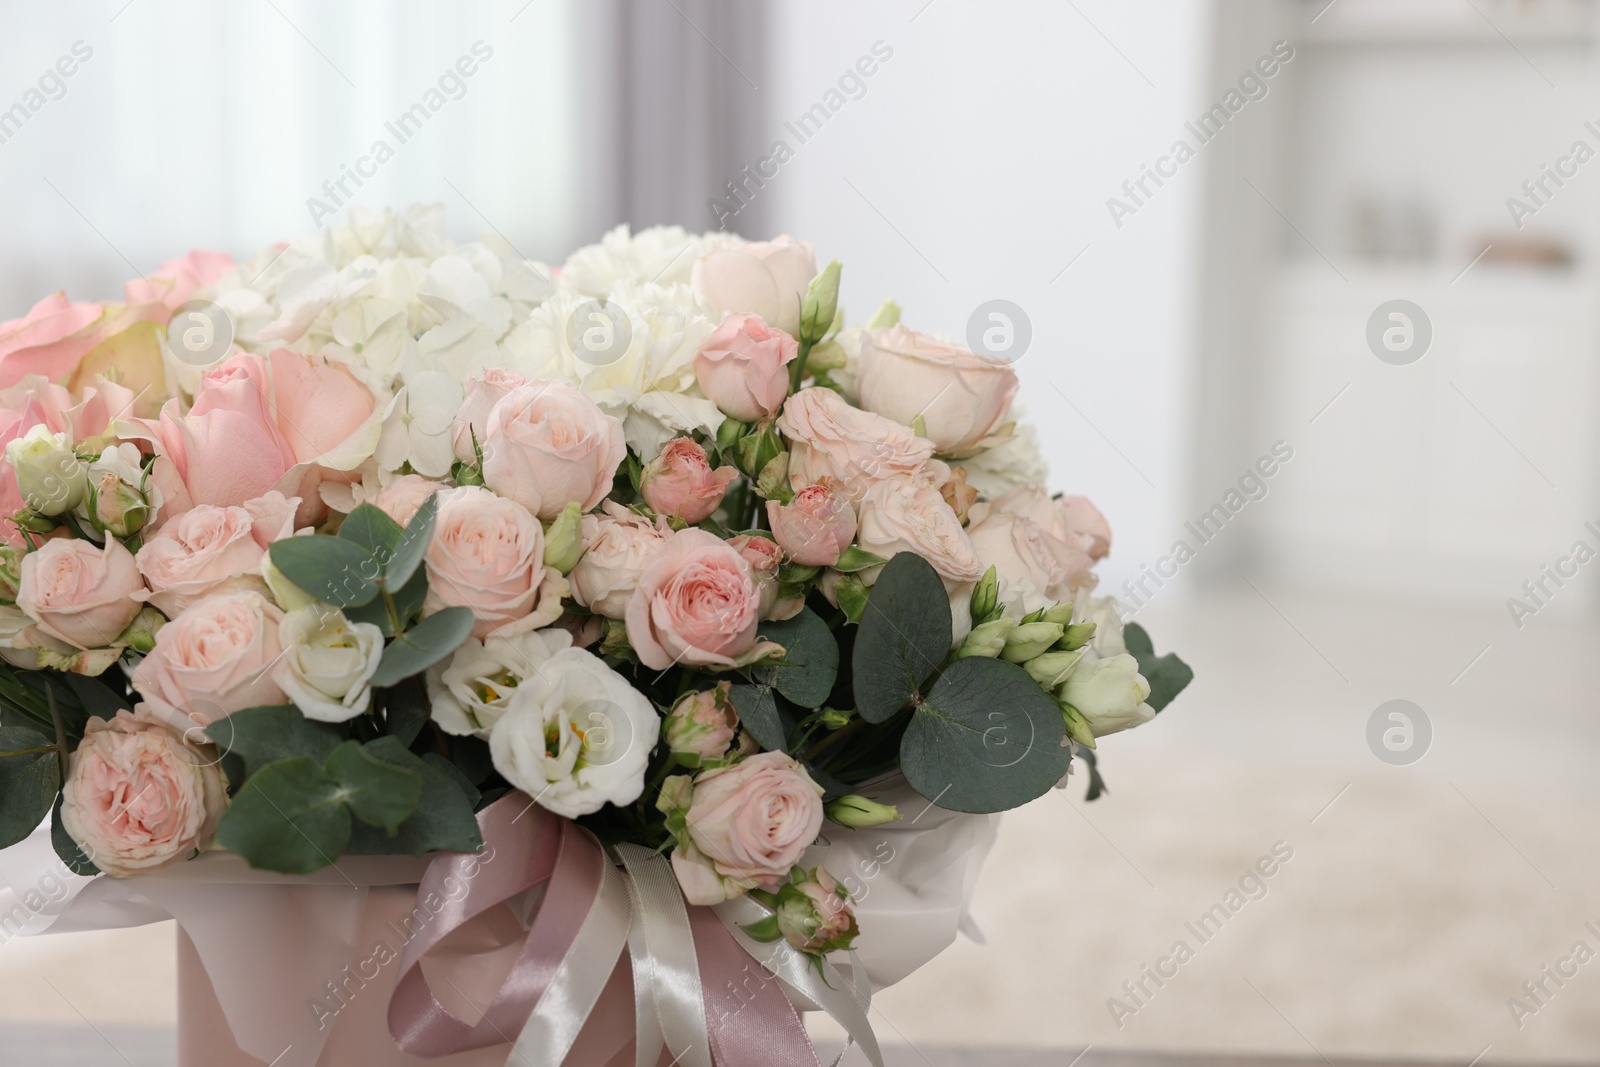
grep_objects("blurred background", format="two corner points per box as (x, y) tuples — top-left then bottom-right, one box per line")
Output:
(4, 0), (1600, 1064)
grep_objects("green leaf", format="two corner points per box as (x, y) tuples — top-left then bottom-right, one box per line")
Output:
(422, 751), (481, 810)
(346, 738), (483, 855)
(269, 536), (381, 608)
(899, 657), (1069, 814)
(832, 546), (888, 573)
(204, 706), (343, 778)
(1123, 623), (1194, 713)
(325, 741), (423, 834)
(382, 681), (431, 746)
(346, 569), (427, 638)
(387, 493), (438, 590)
(741, 914), (782, 942)
(214, 758), (351, 874)
(337, 504), (403, 565)
(369, 607), (476, 688)
(0, 724), (62, 850)
(756, 608), (839, 709)
(851, 553), (951, 723)
(729, 683), (789, 753)
(51, 793), (98, 875)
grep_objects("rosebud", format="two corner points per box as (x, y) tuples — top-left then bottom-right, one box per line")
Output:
(774, 866), (858, 954)
(262, 552), (321, 612)
(663, 682), (740, 766)
(641, 438), (737, 524)
(89, 473), (149, 538)
(799, 260), (843, 346)
(543, 501), (585, 575)
(1024, 649), (1084, 689)
(6, 426), (86, 517)
(727, 533), (783, 618)
(969, 565), (999, 624)
(955, 616), (1014, 659)
(113, 606), (166, 654)
(0, 544), (22, 604)
(825, 794), (901, 829)
(1001, 621), (1065, 663)
(766, 481), (855, 567)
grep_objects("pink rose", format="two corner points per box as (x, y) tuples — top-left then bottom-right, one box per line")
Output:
(569, 501), (672, 619)
(986, 486), (1108, 592)
(640, 438), (737, 524)
(131, 591), (286, 725)
(855, 325), (1018, 456)
(0, 293), (105, 389)
(124, 250), (234, 316)
(726, 533), (790, 620)
(625, 528), (770, 670)
(856, 473), (985, 588)
(776, 866), (858, 954)
(452, 368), (529, 464)
(369, 475), (443, 527)
(662, 682), (740, 764)
(776, 386), (942, 505)
(424, 485), (567, 639)
(766, 481), (856, 567)
(135, 493), (296, 618)
(17, 537), (144, 649)
(0, 376), (139, 543)
(477, 380), (626, 522)
(131, 350), (378, 524)
(671, 751), (825, 904)
(692, 236), (818, 337)
(694, 314), (799, 422)
(964, 508), (1074, 611)
(1058, 494), (1112, 561)
(60, 706), (226, 878)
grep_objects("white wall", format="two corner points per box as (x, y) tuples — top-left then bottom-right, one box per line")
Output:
(763, 0), (1210, 599)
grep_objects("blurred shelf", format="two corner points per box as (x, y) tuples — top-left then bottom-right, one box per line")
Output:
(1303, 0), (1597, 45)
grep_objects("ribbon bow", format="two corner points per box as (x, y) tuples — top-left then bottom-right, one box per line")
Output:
(387, 794), (883, 1067)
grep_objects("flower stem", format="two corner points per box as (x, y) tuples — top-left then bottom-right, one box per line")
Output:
(788, 338), (815, 394)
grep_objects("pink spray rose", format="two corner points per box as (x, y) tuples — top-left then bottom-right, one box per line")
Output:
(131, 591), (287, 726)
(776, 386), (943, 505)
(669, 751), (825, 905)
(726, 533), (791, 620)
(625, 528), (773, 670)
(986, 486), (1109, 592)
(17, 537), (144, 650)
(0, 375), (139, 543)
(775, 866), (859, 954)
(640, 438), (737, 524)
(569, 501), (672, 620)
(369, 474), (444, 527)
(423, 485), (567, 639)
(60, 706), (226, 877)
(766, 481), (856, 567)
(964, 507), (1074, 610)
(856, 473), (985, 588)
(855, 325), (1018, 456)
(694, 313), (799, 422)
(691, 236), (818, 338)
(134, 493), (297, 618)
(477, 380), (627, 522)
(662, 682), (740, 765)
(452, 367), (529, 464)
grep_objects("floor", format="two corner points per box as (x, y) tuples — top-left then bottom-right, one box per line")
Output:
(3, 583), (1598, 1065)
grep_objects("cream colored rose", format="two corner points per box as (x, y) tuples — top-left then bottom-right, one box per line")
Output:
(691, 235), (817, 337)
(855, 325), (1018, 456)
(568, 501), (672, 620)
(776, 387), (943, 505)
(423, 485), (567, 639)
(60, 706), (227, 877)
(272, 607), (383, 723)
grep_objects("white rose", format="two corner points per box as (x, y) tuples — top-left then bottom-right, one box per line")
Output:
(691, 234), (817, 337)
(427, 628), (573, 739)
(6, 425), (85, 517)
(1058, 653), (1153, 738)
(488, 645), (657, 818)
(272, 607), (384, 723)
(855, 325), (1018, 456)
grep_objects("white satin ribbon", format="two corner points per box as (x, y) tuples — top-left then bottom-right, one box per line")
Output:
(614, 843), (713, 1067)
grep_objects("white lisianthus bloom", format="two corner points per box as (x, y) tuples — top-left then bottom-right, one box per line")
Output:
(489, 644), (658, 818)
(273, 607), (384, 723)
(1057, 653), (1153, 738)
(559, 224), (709, 297)
(427, 628), (574, 739)
(1077, 594), (1129, 658)
(962, 405), (1049, 500)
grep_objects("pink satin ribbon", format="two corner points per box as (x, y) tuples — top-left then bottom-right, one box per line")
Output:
(387, 793), (822, 1067)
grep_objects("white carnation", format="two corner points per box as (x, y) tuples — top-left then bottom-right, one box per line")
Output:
(559, 224), (711, 297)
(962, 405), (1049, 499)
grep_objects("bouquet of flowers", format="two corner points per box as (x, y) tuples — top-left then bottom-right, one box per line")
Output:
(0, 205), (1190, 1063)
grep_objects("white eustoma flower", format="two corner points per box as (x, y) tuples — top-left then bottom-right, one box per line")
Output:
(1057, 653), (1153, 738)
(426, 628), (574, 739)
(375, 370), (464, 479)
(488, 643), (658, 818)
(273, 607), (384, 723)
(558, 223), (709, 297)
